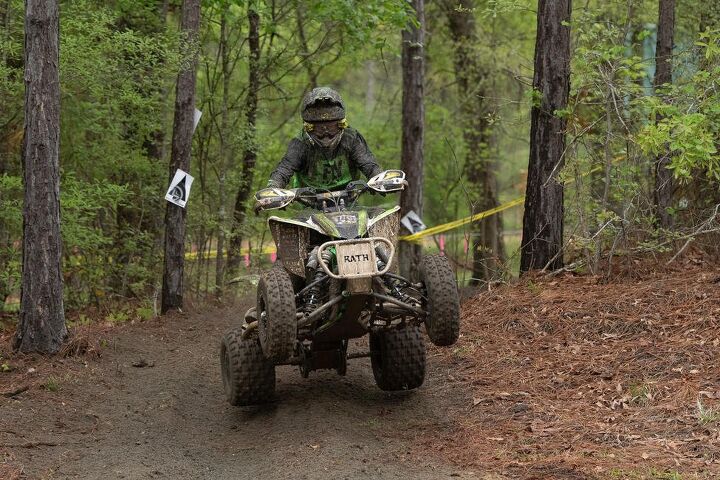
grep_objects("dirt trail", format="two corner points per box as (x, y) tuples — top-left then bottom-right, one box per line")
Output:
(1, 299), (479, 480)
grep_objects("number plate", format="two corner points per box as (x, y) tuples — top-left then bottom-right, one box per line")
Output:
(335, 242), (377, 278)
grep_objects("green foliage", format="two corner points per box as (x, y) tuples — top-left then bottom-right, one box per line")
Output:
(696, 399), (720, 425)
(136, 305), (155, 321)
(637, 31), (720, 181)
(67, 313), (91, 328)
(0, 175), (22, 302)
(43, 376), (61, 392)
(0, 355), (11, 373)
(0, 0), (180, 311)
(484, 0), (533, 17)
(61, 177), (127, 251)
(561, 2), (664, 270)
(558, 4), (720, 272)
(0, 0), (24, 137)
(2, 0), (720, 312)
(305, 0), (411, 48)
(106, 311), (130, 324)
(609, 469), (682, 480)
(188, 0), (417, 294)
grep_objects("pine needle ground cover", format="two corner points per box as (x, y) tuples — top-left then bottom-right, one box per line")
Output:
(422, 258), (720, 479)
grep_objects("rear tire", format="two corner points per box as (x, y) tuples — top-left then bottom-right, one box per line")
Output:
(257, 267), (297, 362)
(220, 328), (275, 406)
(370, 326), (426, 391)
(420, 254), (460, 346)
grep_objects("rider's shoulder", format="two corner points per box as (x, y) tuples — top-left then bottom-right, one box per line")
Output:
(292, 131), (312, 148)
(340, 126), (362, 144)
(285, 135), (304, 152)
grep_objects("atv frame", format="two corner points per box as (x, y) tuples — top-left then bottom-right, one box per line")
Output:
(220, 171), (460, 406)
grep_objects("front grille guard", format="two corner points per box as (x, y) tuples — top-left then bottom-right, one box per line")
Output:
(316, 237), (395, 280)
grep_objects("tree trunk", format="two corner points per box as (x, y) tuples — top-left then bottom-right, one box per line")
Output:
(161, 0), (200, 313)
(398, 0), (425, 282)
(214, 12), (231, 298)
(653, 0), (675, 229)
(227, 8), (260, 276)
(443, 0), (505, 284)
(519, 0), (572, 273)
(13, 0), (66, 353)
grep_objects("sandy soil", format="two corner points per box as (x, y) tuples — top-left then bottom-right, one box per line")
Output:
(0, 298), (481, 480)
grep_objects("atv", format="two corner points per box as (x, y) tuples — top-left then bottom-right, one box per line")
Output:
(220, 170), (460, 406)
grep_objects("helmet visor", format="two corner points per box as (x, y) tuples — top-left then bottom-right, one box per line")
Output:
(310, 120), (341, 137)
(308, 120), (343, 148)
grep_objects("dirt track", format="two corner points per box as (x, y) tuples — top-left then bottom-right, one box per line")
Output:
(8, 261), (718, 479)
(1, 299), (478, 480)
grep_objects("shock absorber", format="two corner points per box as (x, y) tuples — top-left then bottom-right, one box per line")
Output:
(303, 247), (333, 312)
(376, 246), (412, 303)
(387, 277), (412, 303)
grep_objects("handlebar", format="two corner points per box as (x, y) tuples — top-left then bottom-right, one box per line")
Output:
(292, 182), (370, 209)
(254, 170), (406, 214)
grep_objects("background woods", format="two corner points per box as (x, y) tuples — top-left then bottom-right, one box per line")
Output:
(1, 0), (719, 350)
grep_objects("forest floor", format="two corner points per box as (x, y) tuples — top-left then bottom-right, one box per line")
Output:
(2, 256), (720, 479)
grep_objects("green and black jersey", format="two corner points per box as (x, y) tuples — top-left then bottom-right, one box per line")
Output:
(268, 127), (382, 191)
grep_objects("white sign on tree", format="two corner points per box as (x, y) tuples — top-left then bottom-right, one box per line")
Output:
(165, 169), (194, 208)
(193, 108), (202, 133)
(401, 210), (427, 234)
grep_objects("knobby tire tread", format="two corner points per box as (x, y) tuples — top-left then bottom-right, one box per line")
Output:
(420, 254), (460, 346)
(221, 328), (275, 406)
(258, 267), (297, 362)
(371, 326), (426, 391)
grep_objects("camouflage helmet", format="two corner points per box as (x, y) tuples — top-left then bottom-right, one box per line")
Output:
(301, 87), (346, 122)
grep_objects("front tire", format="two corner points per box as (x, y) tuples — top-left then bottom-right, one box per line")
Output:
(420, 254), (460, 346)
(257, 267), (297, 362)
(370, 327), (426, 391)
(220, 328), (275, 406)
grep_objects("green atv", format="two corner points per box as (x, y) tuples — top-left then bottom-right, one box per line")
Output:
(220, 170), (460, 406)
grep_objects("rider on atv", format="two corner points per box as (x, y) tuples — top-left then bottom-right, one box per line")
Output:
(219, 88), (460, 406)
(267, 87), (382, 191)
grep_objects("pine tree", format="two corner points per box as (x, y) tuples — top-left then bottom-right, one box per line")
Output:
(13, 0), (66, 353)
(519, 0), (572, 273)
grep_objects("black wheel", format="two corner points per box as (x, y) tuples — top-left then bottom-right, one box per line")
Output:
(420, 254), (460, 346)
(257, 267), (297, 362)
(370, 326), (426, 391)
(220, 328), (275, 406)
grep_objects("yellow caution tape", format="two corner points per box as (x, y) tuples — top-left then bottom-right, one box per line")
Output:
(399, 196), (525, 242)
(185, 156), (623, 251)
(399, 156), (627, 242)
(185, 245), (276, 260)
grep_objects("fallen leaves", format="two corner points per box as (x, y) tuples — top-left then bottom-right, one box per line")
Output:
(428, 261), (720, 476)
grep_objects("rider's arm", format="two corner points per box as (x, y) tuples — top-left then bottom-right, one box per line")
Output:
(268, 138), (304, 188)
(349, 130), (383, 179)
